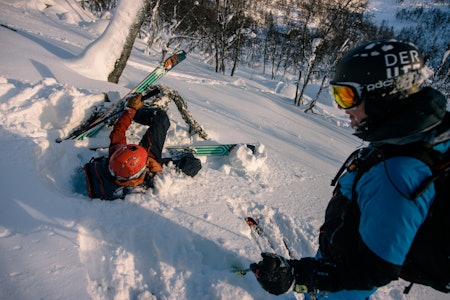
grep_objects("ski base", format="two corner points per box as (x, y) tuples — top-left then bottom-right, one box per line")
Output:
(166, 143), (256, 157)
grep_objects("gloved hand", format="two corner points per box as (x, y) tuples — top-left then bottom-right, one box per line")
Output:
(250, 252), (294, 295)
(142, 86), (161, 100)
(126, 93), (143, 111)
(288, 257), (318, 294)
(173, 153), (202, 177)
(147, 156), (163, 174)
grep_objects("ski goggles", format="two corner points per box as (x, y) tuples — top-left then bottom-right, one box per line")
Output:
(109, 164), (147, 182)
(331, 84), (362, 110)
(113, 167), (147, 187)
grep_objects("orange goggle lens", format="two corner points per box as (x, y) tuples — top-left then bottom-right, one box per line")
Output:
(331, 85), (359, 109)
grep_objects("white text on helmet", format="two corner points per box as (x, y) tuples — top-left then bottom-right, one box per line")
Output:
(366, 79), (394, 92)
(366, 71), (422, 94)
(384, 50), (421, 79)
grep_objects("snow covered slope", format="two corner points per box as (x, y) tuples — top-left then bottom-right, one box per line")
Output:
(0, 1), (446, 299)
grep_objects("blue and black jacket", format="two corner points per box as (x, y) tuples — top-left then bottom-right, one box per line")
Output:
(291, 87), (449, 297)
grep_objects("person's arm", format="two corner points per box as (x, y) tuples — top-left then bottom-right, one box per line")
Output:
(109, 94), (143, 156)
(251, 157), (434, 294)
(290, 243), (401, 293)
(109, 108), (137, 156)
(294, 156), (434, 292)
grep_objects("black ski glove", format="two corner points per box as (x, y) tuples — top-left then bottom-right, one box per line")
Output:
(173, 153), (202, 177)
(288, 257), (320, 294)
(142, 86), (161, 100)
(250, 252), (295, 295)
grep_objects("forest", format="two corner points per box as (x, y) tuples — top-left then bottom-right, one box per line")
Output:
(80, 0), (449, 107)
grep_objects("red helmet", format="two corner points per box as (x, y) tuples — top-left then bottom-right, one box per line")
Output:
(109, 144), (148, 181)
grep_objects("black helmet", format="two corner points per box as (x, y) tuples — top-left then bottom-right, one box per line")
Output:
(330, 39), (433, 120)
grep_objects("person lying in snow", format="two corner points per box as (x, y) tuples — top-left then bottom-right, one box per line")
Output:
(84, 93), (202, 200)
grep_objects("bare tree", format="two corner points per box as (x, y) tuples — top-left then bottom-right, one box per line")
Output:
(294, 0), (369, 106)
(150, 86), (208, 140)
(108, 0), (153, 83)
(213, 0), (228, 74)
(75, 0), (449, 98)
(71, 0), (149, 82)
(431, 48), (450, 97)
(145, 0), (162, 54)
(304, 39), (350, 113)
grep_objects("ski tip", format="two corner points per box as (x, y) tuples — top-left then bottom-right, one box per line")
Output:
(164, 50), (187, 70)
(1, 23), (17, 32)
(176, 49), (187, 58)
(245, 217), (257, 226)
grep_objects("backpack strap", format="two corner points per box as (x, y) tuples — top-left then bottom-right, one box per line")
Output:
(351, 143), (448, 201)
(336, 111), (450, 195)
(400, 147), (450, 293)
(411, 151), (450, 199)
(331, 147), (374, 187)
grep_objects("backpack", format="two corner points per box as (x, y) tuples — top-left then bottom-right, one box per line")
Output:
(84, 156), (155, 200)
(83, 156), (126, 200)
(345, 143), (450, 293)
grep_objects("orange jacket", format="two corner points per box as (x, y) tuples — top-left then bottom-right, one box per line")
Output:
(109, 108), (162, 174)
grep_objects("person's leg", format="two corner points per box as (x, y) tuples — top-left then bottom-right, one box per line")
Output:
(134, 107), (170, 159)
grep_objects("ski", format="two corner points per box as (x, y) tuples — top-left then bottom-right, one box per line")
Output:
(1, 24), (17, 32)
(244, 217), (278, 253)
(231, 217), (293, 276)
(229, 217), (277, 276)
(245, 217), (294, 257)
(165, 143), (256, 157)
(56, 50), (187, 142)
(87, 143), (257, 157)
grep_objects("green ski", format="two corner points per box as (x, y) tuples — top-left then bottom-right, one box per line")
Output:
(165, 143), (256, 157)
(57, 50), (187, 142)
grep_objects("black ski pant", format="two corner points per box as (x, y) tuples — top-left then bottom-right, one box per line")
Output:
(133, 107), (170, 160)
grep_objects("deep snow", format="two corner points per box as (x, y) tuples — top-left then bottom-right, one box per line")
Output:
(0, 1), (447, 299)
